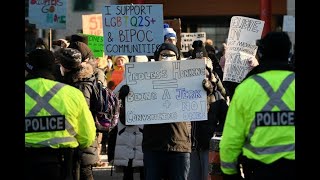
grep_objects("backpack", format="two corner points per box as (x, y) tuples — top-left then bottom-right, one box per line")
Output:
(90, 78), (120, 132)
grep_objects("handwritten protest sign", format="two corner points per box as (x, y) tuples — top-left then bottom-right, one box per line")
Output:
(123, 60), (207, 125)
(283, 15), (295, 32)
(180, 32), (206, 52)
(223, 16), (264, 83)
(82, 14), (103, 36)
(28, 0), (67, 29)
(83, 34), (104, 57)
(102, 4), (163, 56)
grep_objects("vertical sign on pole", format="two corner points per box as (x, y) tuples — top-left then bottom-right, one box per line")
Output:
(28, 0), (67, 50)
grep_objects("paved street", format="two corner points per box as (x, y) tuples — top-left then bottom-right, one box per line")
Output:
(93, 155), (141, 180)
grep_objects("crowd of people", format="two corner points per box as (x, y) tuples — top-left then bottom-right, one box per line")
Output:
(25, 21), (295, 180)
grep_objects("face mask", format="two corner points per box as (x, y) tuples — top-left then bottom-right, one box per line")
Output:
(60, 65), (65, 76)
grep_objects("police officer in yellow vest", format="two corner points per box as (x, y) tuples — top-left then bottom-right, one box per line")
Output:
(25, 49), (97, 180)
(219, 32), (295, 180)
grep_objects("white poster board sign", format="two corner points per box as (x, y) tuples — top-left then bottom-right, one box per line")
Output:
(283, 15), (295, 32)
(223, 16), (264, 83)
(28, 0), (67, 29)
(102, 4), (164, 56)
(180, 32), (206, 52)
(82, 14), (103, 36)
(123, 60), (207, 125)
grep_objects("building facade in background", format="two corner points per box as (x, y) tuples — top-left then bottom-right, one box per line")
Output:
(25, 0), (295, 52)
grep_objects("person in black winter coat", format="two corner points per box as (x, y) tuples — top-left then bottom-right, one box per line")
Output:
(187, 40), (229, 180)
(66, 39), (109, 166)
(205, 44), (224, 80)
(118, 43), (192, 180)
(54, 48), (101, 180)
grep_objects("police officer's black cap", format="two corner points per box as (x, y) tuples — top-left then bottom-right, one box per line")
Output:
(25, 49), (56, 74)
(257, 32), (292, 60)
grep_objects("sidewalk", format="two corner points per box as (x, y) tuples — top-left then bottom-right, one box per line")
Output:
(93, 155), (141, 180)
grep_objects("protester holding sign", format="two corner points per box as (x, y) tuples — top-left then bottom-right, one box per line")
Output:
(221, 16), (264, 101)
(144, 43), (192, 180)
(117, 42), (192, 179)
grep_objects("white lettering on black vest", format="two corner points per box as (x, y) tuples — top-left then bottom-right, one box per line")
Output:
(25, 115), (65, 133)
(255, 111), (295, 126)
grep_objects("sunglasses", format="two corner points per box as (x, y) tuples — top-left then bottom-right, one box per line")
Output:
(160, 53), (176, 58)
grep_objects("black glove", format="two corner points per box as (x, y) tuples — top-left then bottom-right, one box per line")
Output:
(119, 85), (130, 100)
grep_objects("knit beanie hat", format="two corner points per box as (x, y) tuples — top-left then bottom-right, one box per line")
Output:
(25, 49), (56, 74)
(70, 34), (86, 43)
(191, 40), (208, 59)
(55, 48), (82, 70)
(154, 42), (180, 61)
(68, 41), (94, 61)
(163, 23), (177, 41)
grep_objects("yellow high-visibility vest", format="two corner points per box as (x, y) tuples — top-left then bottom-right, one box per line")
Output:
(220, 70), (295, 175)
(25, 78), (96, 149)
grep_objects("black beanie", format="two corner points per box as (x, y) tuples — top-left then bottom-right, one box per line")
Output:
(154, 42), (180, 61)
(191, 40), (208, 59)
(70, 34), (86, 43)
(55, 48), (82, 70)
(25, 49), (56, 74)
(257, 31), (292, 60)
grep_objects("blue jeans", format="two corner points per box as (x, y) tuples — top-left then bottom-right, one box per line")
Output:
(143, 150), (190, 180)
